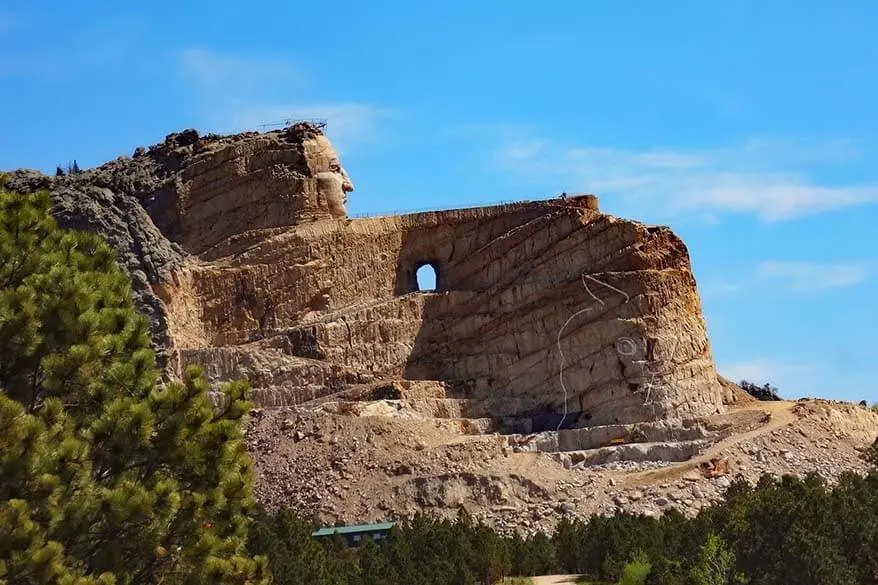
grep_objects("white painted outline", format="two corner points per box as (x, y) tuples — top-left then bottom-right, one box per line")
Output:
(615, 337), (638, 356)
(630, 334), (683, 418)
(582, 274), (630, 304)
(556, 274), (630, 430)
(555, 269), (689, 427)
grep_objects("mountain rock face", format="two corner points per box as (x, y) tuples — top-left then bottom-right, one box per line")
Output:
(5, 122), (726, 428)
(4, 123), (351, 370)
(168, 198), (728, 428)
(9, 125), (878, 531)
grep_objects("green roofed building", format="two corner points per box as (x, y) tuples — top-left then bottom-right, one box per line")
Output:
(311, 522), (396, 547)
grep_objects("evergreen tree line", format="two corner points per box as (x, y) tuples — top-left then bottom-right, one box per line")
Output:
(249, 467), (878, 585)
(54, 161), (82, 177)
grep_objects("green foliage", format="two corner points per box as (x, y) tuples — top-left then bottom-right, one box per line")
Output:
(248, 509), (358, 585)
(248, 512), (521, 585)
(689, 533), (739, 585)
(509, 530), (557, 576)
(10, 173), (861, 585)
(707, 474), (867, 585)
(619, 551), (651, 585)
(555, 471), (878, 585)
(0, 189), (268, 585)
(250, 462), (878, 585)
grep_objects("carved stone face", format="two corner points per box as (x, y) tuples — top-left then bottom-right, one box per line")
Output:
(329, 157), (354, 193)
(304, 135), (355, 216)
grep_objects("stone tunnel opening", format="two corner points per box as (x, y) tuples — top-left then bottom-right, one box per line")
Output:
(415, 262), (439, 292)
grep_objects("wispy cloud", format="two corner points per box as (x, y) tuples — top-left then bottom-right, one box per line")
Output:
(180, 48), (304, 95)
(756, 261), (872, 291)
(180, 49), (390, 149)
(704, 260), (873, 297)
(702, 260), (873, 298)
(492, 135), (878, 222)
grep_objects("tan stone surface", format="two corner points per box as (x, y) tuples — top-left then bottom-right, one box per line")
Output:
(156, 188), (725, 427)
(99, 125), (725, 427)
(247, 398), (878, 534)
(15, 125), (878, 532)
(136, 125), (356, 256)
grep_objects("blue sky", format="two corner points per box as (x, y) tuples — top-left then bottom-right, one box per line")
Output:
(1, 1), (876, 401)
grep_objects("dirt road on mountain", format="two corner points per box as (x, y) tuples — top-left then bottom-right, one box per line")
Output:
(618, 400), (797, 487)
(252, 395), (877, 535)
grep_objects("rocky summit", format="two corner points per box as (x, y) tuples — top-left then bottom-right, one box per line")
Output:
(7, 122), (877, 533)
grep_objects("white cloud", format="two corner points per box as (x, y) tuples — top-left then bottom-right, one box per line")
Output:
(702, 261), (872, 298)
(180, 48), (303, 94)
(180, 49), (390, 149)
(492, 136), (878, 222)
(498, 140), (550, 164)
(684, 180), (878, 221)
(756, 261), (872, 291)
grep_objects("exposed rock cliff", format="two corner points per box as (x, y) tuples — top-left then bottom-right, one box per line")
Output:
(4, 123), (352, 369)
(8, 124), (876, 532)
(6, 123), (724, 427)
(3, 168), (186, 368)
(167, 196), (725, 428)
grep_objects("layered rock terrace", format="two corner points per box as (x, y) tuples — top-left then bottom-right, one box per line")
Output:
(6, 123), (727, 430)
(9, 124), (878, 532)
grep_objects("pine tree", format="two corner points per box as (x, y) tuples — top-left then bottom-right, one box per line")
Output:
(689, 533), (740, 585)
(248, 509), (337, 585)
(0, 187), (269, 585)
(619, 551), (652, 585)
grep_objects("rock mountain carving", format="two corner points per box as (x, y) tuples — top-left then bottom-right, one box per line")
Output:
(6, 122), (725, 429)
(12, 123), (875, 531)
